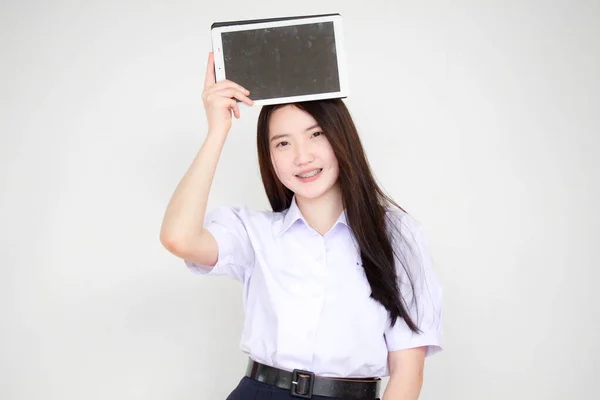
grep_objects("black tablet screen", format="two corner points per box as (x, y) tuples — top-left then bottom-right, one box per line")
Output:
(221, 22), (340, 100)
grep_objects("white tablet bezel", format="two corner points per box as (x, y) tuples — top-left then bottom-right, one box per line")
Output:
(211, 15), (349, 106)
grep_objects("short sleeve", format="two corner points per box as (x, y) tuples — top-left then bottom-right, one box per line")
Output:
(384, 213), (443, 357)
(184, 205), (255, 282)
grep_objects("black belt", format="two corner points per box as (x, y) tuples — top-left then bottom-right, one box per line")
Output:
(245, 358), (381, 399)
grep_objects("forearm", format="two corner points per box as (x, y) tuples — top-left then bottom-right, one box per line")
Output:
(383, 347), (426, 400)
(382, 371), (423, 400)
(160, 132), (227, 242)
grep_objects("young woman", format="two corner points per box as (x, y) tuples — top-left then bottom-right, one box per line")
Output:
(160, 53), (443, 400)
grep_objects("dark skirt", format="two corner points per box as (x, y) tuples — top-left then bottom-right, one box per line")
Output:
(226, 376), (381, 400)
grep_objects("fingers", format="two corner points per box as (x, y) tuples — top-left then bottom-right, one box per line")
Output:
(201, 54), (251, 124)
(229, 99), (241, 119)
(204, 52), (216, 89)
(204, 88), (253, 106)
(203, 51), (248, 97)
(206, 79), (249, 97)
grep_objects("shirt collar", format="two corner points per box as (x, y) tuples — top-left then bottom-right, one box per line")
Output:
(278, 195), (349, 236)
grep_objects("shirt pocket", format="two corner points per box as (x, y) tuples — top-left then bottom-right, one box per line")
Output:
(331, 253), (370, 298)
(332, 253), (389, 332)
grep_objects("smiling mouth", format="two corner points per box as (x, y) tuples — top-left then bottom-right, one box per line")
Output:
(295, 168), (323, 178)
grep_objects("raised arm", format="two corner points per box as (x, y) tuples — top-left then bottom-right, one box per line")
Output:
(160, 52), (253, 266)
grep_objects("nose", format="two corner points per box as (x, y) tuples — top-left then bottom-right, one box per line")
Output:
(293, 141), (315, 166)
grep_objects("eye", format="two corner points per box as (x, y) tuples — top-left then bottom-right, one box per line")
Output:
(311, 131), (324, 138)
(276, 141), (289, 148)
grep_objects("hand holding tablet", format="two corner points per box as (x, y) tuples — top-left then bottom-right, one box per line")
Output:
(202, 52), (254, 134)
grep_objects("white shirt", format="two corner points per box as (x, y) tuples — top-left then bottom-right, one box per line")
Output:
(185, 196), (443, 378)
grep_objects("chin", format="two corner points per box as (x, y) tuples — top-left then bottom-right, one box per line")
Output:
(293, 189), (324, 200)
(289, 182), (337, 201)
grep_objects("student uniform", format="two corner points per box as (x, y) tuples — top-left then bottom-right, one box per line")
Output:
(185, 196), (443, 399)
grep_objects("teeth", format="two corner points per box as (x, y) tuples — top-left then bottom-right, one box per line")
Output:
(297, 169), (322, 178)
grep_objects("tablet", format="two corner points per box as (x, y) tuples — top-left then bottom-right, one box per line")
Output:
(211, 14), (349, 106)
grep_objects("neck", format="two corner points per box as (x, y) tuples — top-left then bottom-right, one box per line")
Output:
(295, 184), (344, 235)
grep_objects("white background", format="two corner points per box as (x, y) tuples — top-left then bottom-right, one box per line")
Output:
(1, 1), (599, 399)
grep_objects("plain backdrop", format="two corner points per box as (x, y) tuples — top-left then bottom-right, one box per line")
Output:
(1, 1), (599, 399)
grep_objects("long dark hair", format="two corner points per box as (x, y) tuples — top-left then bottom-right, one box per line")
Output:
(256, 99), (421, 332)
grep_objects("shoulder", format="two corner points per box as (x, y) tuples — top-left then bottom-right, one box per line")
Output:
(384, 208), (435, 280)
(384, 207), (424, 240)
(384, 207), (432, 264)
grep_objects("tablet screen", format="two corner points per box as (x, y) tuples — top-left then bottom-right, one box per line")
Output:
(221, 22), (341, 100)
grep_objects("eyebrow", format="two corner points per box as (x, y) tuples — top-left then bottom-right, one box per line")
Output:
(270, 123), (321, 143)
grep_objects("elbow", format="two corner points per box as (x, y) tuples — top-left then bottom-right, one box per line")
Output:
(160, 229), (187, 254)
(160, 230), (212, 266)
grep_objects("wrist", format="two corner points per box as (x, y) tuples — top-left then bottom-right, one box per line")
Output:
(205, 130), (228, 145)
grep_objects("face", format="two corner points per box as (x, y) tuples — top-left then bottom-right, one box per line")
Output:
(268, 105), (340, 201)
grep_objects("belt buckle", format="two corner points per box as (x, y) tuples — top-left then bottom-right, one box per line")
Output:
(290, 369), (315, 399)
